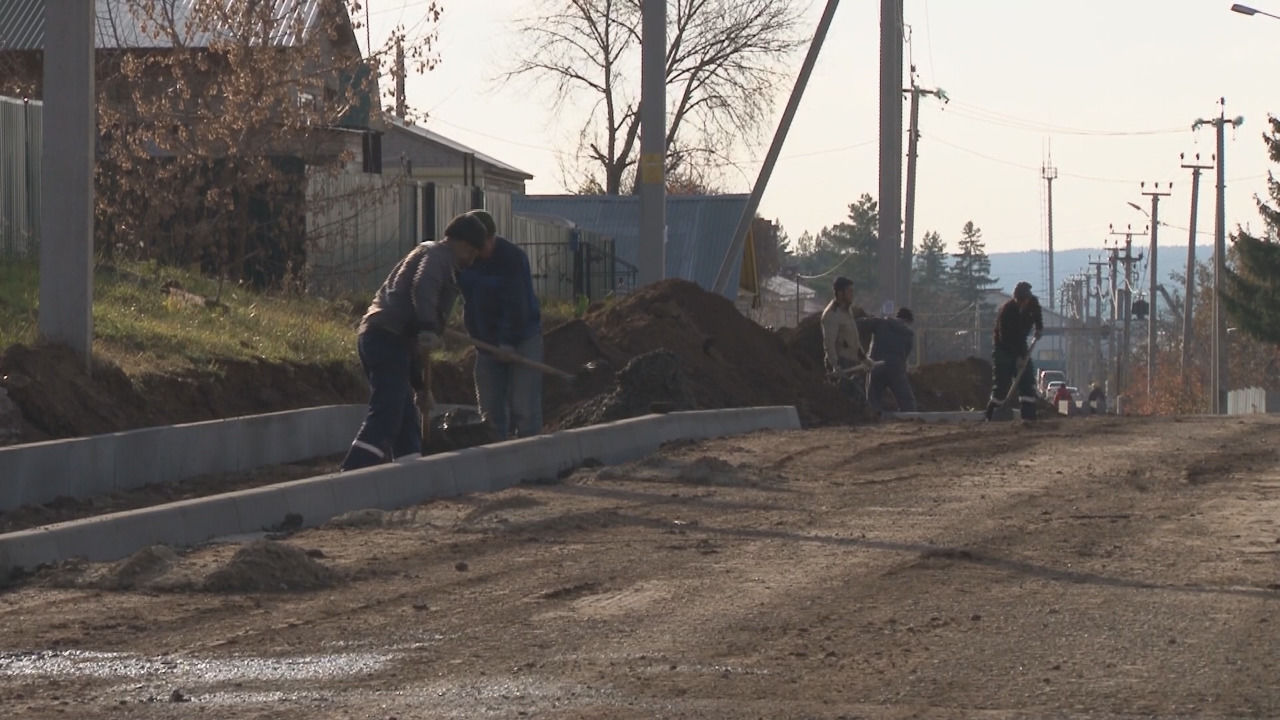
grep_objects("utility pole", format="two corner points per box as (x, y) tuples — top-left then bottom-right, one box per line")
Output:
(1140, 181), (1171, 399)
(878, 0), (904, 313)
(901, 76), (946, 307)
(1043, 162), (1059, 312)
(1089, 256), (1108, 387)
(714, 0), (841, 295)
(394, 37), (406, 119)
(638, 0), (667, 287)
(1193, 100), (1242, 414)
(1179, 153), (1213, 382)
(39, 2), (96, 368)
(1088, 257), (1108, 325)
(1107, 226), (1144, 402)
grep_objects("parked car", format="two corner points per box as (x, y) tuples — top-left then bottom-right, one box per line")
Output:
(1037, 370), (1066, 398)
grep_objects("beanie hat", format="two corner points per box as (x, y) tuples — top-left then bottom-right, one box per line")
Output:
(444, 213), (487, 249)
(466, 209), (497, 237)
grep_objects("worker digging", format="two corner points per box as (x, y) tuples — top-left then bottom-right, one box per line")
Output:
(985, 281), (1045, 422)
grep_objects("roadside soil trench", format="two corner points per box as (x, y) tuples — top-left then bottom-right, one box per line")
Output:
(1, 417), (1278, 719)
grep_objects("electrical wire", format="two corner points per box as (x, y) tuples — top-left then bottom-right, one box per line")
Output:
(945, 100), (1187, 137)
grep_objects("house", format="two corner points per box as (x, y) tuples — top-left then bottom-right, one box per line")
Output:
(510, 194), (751, 298)
(0, 0), (379, 167)
(0, 0), (381, 285)
(381, 117), (534, 195)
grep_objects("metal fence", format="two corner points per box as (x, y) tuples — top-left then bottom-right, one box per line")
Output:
(304, 179), (633, 303)
(0, 96), (41, 257)
(514, 234), (637, 304)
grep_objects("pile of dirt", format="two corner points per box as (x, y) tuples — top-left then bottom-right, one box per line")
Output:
(553, 281), (850, 427)
(0, 343), (366, 445)
(74, 545), (183, 591)
(910, 357), (994, 411)
(202, 540), (337, 593)
(783, 313), (996, 412)
(559, 349), (697, 429)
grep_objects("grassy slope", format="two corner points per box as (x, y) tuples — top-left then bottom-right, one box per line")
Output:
(1, 259), (358, 376)
(0, 258), (585, 378)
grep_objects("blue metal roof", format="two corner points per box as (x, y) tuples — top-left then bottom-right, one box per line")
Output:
(511, 194), (748, 298)
(0, 0), (325, 50)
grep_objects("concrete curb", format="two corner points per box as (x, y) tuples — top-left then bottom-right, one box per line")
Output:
(0, 404), (471, 512)
(0, 406), (800, 572)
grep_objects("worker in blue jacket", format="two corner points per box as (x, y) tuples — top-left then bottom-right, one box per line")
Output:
(458, 210), (543, 439)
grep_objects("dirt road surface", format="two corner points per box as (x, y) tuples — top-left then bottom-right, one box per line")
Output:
(1, 415), (1278, 718)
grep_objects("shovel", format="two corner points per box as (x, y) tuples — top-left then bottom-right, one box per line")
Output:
(1000, 336), (1040, 408)
(443, 329), (578, 382)
(828, 358), (885, 379)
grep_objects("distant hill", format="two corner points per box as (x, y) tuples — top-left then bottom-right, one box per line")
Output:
(987, 246), (1215, 299)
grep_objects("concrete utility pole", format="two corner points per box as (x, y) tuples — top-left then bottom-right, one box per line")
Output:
(901, 78), (946, 307)
(1107, 227), (1144, 400)
(1088, 257), (1108, 325)
(1089, 256), (1108, 385)
(637, 0), (666, 287)
(1193, 101), (1242, 414)
(1179, 153), (1213, 381)
(1140, 181), (1171, 399)
(713, 0), (842, 296)
(1042, 163), (1059, 312)
(1187, 103), (1239, 412)
(878, 0), (904, 312)
(39, 3), (97, 369)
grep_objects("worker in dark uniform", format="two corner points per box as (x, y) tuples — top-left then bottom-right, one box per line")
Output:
(858, 307), (917, 412)
(985, 281), (1044, 421)
(340, 213), (490, 470)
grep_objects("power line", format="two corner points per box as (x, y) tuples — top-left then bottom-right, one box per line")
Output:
(946, 100), (1186, 137)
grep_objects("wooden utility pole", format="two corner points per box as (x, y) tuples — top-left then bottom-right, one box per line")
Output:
(395, 37), (406, 119)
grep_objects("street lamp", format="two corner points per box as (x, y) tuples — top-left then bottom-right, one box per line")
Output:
(1231, 3), (1280, 20)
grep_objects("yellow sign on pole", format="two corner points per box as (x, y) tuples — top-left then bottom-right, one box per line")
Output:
(639, 153), (664, 185)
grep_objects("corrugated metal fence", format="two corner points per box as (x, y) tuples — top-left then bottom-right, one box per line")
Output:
(0, 96), (41, 257)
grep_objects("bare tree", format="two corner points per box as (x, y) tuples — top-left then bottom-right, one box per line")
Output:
(509, 0), (804, 195)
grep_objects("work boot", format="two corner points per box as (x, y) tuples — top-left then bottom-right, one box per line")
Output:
(1019, 400), (1037, 421)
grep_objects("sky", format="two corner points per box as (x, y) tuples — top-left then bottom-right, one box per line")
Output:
(360, 0), (1280, 280)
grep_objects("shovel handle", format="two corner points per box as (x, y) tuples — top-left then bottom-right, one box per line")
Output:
(444, 329), (575, 381)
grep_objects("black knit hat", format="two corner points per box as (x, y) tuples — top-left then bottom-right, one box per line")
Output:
(444, 213), (488, 249)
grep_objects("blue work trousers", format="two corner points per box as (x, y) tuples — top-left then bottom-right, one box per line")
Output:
(474, 333), (544, 440)
(341, 327), (422, 470)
